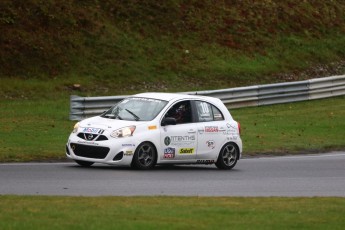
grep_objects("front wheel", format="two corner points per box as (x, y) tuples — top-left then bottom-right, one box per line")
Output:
(75, 160), (94, 167)
(132, 142), (157, 170)
(215, 143), (238, 170)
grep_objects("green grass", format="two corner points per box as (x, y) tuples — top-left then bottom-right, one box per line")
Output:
(0, 196), (344, 229)
(231, 96), (345, 155)
(1, 34), (345, 97)
(0, 96), (344, 162)
(0, 98), (73, 162)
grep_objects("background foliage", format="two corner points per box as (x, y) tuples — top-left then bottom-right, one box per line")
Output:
(1, 0), (345, 96)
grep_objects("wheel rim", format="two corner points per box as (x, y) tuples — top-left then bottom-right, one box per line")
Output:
(137, 144), (154, 166)
(221, 144), (237, 166)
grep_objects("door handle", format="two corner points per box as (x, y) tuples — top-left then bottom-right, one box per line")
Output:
(188, 130), (196, 133)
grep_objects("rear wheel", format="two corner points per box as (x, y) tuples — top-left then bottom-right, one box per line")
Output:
(215, 143), (238, 170)
(132, 142), (157, 170)
(75, 160), (94, 167)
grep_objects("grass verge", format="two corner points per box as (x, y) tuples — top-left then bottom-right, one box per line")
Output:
(232, 95), (345, 155)
(0, 196), (344, 229)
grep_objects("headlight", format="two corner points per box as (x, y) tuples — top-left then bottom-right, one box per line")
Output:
(72, 122), (79, 133)
(110, 126), (136, 138)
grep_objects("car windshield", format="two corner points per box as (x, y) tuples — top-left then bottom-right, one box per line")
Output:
(101, 97), (168, 121)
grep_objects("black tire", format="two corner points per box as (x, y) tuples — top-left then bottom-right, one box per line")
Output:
(75, 160), (94, 167)
(215, 142), (238, 170)
(132, 142), (157, 170)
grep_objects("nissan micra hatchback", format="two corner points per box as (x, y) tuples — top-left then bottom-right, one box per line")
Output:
(66, 93), (242, 170)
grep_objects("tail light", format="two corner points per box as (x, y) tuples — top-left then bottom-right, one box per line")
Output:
(237, 122), (241, 135)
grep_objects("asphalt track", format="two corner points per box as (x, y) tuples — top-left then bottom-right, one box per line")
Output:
(1, 152), (344, 197)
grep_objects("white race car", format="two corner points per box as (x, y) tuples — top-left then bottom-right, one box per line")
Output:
(66, 93), (242, 170)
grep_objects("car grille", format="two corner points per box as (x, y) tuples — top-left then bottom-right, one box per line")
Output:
(77, 133), (108, 141)
(70, 143), (109, 159)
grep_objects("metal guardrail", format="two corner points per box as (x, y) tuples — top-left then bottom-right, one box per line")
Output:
(70, 75), (345, 120)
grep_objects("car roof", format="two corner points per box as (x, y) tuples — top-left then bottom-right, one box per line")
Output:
(133, 92), (220, 103)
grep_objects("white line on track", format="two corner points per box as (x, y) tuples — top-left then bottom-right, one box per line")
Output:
(243, 152), (345, 161)
(1, 152), (344, 166)
(0, 161), (74, 166)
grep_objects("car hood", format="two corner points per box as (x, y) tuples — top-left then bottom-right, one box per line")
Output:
(79, 116), (148, 131)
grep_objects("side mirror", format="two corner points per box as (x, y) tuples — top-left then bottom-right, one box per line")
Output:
(161, 117), (177, 126)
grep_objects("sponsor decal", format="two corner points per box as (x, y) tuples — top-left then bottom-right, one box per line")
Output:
(83, 127), (103, 134)
(164, 136), (171, 146)
(129, 97), (163, 103)
(227, 136), (238, 141)
(124, 151), (134, 156)
(122, 144), (135, 147)
(77, 140), (99, 145)
(205, 126), (219, 133)
(196, 160), (215, 164)
(148, 125), (157, 130)
(226, 123), (237, 129)
(224, 123), (238, 134)
(223, 123), (238, 135)
(214, 114), (223, 120)
(171, 136), (195, 142)
(206, 140), (215, 149)
(179, 148), (195, 154)
(166, 135), (196, 147)
(163, 147), (175, 159)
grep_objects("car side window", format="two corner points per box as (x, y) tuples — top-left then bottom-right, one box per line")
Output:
(212, 105), (224, 121)
(195, 101), (224, 122)
(165, 100), (192, 124)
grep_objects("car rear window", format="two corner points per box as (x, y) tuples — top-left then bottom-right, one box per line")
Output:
(195, 101), (224, 122)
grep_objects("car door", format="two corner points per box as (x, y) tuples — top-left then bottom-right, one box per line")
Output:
(160, 100), (198, 161)
(194, 100), (227, 160)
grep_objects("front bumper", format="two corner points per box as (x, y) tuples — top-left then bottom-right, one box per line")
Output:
(66, 135), (137, 166)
